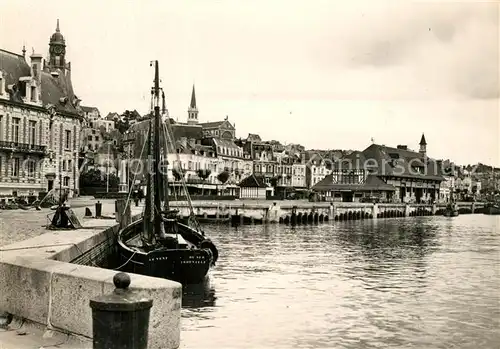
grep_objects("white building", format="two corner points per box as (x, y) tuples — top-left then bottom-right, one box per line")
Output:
(0, 21), (82, 200)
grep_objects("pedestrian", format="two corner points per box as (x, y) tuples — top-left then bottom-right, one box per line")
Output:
(138, 188), (144, 203)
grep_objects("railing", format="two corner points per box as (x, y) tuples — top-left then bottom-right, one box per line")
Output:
(0, 140), (47, 153)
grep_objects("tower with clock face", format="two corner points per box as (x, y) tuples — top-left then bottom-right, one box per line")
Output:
(48, 19), (66, 70)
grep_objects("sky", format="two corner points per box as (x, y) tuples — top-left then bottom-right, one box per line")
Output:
(1, 0), (498, 166)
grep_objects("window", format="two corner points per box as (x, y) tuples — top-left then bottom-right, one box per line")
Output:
(64, 177), (70, 187)
(65, 130), (71, 149)
(68, 160), (72, 171)
(31, 86), (36, 102)
(11, 117), (20, 143)
(88, 135), (93, 141)
(28, 120), (36, 145)
(27, 160), (36, 177)
(0, 115), (3, 141)
(95, 136), (99, 141)
(11, 158), (20, 177)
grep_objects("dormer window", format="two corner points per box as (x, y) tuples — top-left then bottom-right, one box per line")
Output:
(19, 81), (27, 98)
(30, 86), (36, 102)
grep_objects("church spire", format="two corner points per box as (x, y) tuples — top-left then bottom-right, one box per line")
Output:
(190, 84), (196, 108)
(56, 19), (60, 32)
(187, 84), (199, 125)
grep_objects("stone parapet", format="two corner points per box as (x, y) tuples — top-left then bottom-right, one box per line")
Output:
(0, 203), (181, 349)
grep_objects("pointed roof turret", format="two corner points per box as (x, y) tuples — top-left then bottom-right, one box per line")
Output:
(420, 133), (427, 145)
(50, 19), (65, 44)
(190, 84), (196, 109)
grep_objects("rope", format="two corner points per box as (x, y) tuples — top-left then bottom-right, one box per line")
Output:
(161, 120), (202, 232)
(114, 251), (137, 270)
(121, 125), (149, 217)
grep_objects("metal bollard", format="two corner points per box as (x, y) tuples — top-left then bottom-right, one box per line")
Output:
(89, 272), (153, 349)
(95, 201), (102, 217)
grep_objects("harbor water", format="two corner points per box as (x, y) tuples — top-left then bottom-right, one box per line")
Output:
(1, 205), (498, 348)
(180, 215), (500, 349)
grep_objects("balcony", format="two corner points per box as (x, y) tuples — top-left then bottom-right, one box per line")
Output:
(0, 141), (47, 155)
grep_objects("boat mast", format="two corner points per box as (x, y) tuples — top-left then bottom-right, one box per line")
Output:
(143, 118), (154, 244)
(153, 60), (163, 237)
(162, 90), (170, 212)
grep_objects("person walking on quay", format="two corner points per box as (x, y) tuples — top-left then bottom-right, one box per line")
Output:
(133, 188), (139, 207)
(138, 188), (144, 204)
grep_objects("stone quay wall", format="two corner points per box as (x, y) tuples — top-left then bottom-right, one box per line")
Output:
(0, 205), (181, 349)
(170, 200), (485, 224)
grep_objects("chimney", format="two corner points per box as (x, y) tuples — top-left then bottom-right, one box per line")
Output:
(397, 145), (408, 150)
(30, 53), (43, 81)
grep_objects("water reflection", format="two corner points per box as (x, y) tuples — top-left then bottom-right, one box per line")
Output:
(335, 218), (440, 259)
(182, 278), (217, 309)
(180, 216), (500, 349)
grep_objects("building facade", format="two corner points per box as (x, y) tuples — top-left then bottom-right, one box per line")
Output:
(312, 135), (444, 203)
(0, 20), (83, 200)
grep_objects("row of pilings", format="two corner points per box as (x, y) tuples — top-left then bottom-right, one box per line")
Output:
(198, 205), (479, 227)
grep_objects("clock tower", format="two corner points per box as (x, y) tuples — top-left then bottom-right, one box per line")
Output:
(48, 19), (66, 70)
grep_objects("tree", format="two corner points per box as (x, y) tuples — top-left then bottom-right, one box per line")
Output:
(197, 169), (212, 195)
(115, 110), (141, 134)
(80, 168), (103, 189)
(79, 169), (119, 194)
(217, 171), (230, 185)
(270, 175), (282, 188)
(105, 173), (120, 190)
(217, 171), (230, 196)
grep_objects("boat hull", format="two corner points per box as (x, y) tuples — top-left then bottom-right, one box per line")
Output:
(443, 210), (459, 217)
(117, 219), (217, 284)
(484, 206), (500, 215)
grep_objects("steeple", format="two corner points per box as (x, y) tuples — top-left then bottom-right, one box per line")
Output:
(187, 84), (199, 125)
(419, 133), (427, 155)
(190, 84), (196, 109)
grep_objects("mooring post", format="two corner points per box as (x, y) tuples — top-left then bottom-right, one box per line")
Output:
(95, 200), (102, 218)
(372, 203), (379, 219)
(89, 272), (153, 349)
(115, 199), (131, 229)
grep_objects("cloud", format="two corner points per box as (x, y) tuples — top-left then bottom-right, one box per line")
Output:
(318, 2), (499, 100)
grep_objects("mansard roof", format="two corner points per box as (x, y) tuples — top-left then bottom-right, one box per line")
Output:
(0, 49), (31, 87)
(312, 174), (396, 192)
(0, 48), (80, 117)
(361, 144), (444, 181)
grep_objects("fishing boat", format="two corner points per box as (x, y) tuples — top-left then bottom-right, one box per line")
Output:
(443, 203), (459, 217)
(484, 202), (500, 215)
(117, 61), (218, 284)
